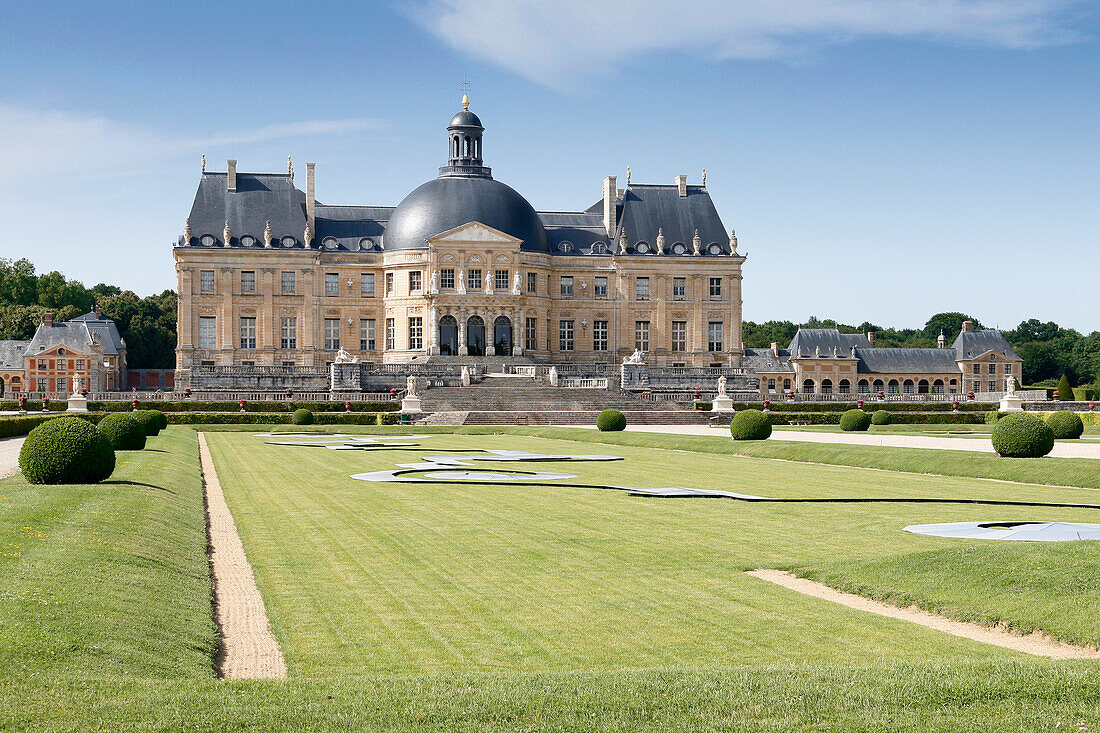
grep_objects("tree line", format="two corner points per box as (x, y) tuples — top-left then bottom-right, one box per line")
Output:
(0, 258), (176, 369)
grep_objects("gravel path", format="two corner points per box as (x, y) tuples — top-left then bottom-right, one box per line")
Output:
(747, 569), (1100, 659)
(0, 437), (25, 478)
(198, 432), (287, 680)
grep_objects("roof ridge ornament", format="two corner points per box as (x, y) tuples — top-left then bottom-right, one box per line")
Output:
(263, 220), (273, 248)
(304, 221), (313, 249)
(728, 228), (738, 255)
(619, 227), (629, 255)
(626, 165), (631, 184)
(223, 220), (232, 247)
(656, 227), (665, 255)
(702, 168), (706, 185)
(183, 218), (192, 244)
(200, 154), (205, 173)
(692, 229), (702, 256)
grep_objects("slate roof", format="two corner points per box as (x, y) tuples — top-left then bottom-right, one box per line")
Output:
(788, 329), (871, 357)
(538, 211), (612, 255)
(25, 323), (97, 356)
(743, 347), (794, 373)
(952, 329), (1020, 361)
(313, 205), (391, 252)
(68, 311), (125, 355)
(854, 348), (960, 374)
(0, 340), (29, 370)
(182, 172), (308, 249)
(614, 184), (733, 256)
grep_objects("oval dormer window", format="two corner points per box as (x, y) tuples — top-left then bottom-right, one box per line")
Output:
(240, 235), (256, 247)
(635, 241), (650, 254)
(322, 237), (339, 250)
(358, 238), (374, 250)
(558, 241), (573, 253)
(591, 241), (607, 254)
(200, 234), (216, 246)
(280, 236), (296, 248)
(672, 242), (687, 255)
(708, 243), (722, 255)
(58, 348), (66, 356)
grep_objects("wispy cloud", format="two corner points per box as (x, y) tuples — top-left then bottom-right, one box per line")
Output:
(409, 0), (1082, 89)
(0, 105), (382, 180)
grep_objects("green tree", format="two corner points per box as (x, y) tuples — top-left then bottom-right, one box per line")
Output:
(922, 313), (980, 344)
(1057, 374), (1074, 401)
(0, 258), (38, 305)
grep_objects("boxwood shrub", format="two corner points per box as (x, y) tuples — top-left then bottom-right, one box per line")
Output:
(19, 416), (115, 484)
(96, 413), (147, 451)
(731, 409), (772, 440)
(991, 413), (1055, 457)
(1046, 410), (1084, 439)
(596, 409), (626, 431)
(131, 410), (162, 437)
(291, 409), (315, 425)
(871, 410), (892, 425)
(83, 400), (400, 413)
(839, 409), (872, 431)
(148, 409), (168, 431)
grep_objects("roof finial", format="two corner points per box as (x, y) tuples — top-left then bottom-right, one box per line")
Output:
(223, 220), (232, 247)
(692, 228), (702, 256)
(460, 76), (471, 109)
(626, 165), (631, 183)
(728, 228), (738, 255)
(287, 155), (293, 178)
(304, 221), (313, 248)
(263, 220), (273, 248)
(618, 227), (629, 255)
(200, 153), (206, 173)
(183, 218), (192, 243)
(702, 168), (706, 185)
(656, 227), (666, 255)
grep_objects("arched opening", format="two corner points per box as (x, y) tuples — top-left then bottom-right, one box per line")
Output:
(493, 316), (512, 356)
(887, 379), (899, 394)
(933, 379), (945, 394)
(439, 315), (458, 356)
(917, 379), (930, 394)
(783, 379), (791, 393)
(466, 316), (485, 356)
(0, 377), (5, 397)
(802, 379), (815, 394)
(903, 379), (915, 394)
(464, 135), (471, 156)
(820, 379), (833, 394)
(858, 379), (870, 393)
(873, 379), (884, 392)
(767, 378), (776, 392)
(838, 379), (851, 394)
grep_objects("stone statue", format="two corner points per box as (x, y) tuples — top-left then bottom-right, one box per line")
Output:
(71, 375), (81, 394)
(512, 271), (522, 294)
(548, 366), (559, 387)
(406, 375), (418, 397)
(334, 348), (358, 364)
(460, 366), (471, 387)
(1005, 374), (1016, 396)
(429, 270), (439, 294)
(485, 275), (493, 294)
(717, 375), (727, 397)
(457, 270), (466, 294)
(623, 349), (645, 365)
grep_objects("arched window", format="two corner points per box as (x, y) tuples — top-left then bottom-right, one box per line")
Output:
(466, 316), (485, 356)
(820, 379), (833, 394)
(802, 379), (815, 394)
(493, 316), (512, 356)
(903, 379), (915, 394)
(887, 379), (900, 394)
(932, 379), (944, 394)
(767, 378), (776, 392)
(917, 379), (929, 394)
(838, 379), (850, 394)
(858, 379), (870, 393)
(873, 379), (884, 392)
(439, 315), (458, 356)
(783, 379), (791, 392)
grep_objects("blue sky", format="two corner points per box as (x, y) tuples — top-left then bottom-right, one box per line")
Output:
(1, 0), (1097, 331)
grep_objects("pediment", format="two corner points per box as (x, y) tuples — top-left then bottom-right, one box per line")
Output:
(427, 221), (522, 245)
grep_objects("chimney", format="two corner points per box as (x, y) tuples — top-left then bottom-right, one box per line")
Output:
(865, 331), (874, 346)
(675, 174), (687, 197)
(961, 320), (973, 333)
(771, 341), (779, 358)
(227, 159), (237, 191)
(306, 162), (316, 234)
(43, 311), (53, 327)
(603, 176), (617, 238)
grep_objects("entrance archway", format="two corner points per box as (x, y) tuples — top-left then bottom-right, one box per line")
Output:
(493, 316), (512, 356)
(439, 315), (458, 356)
(466, 316), (485, 356)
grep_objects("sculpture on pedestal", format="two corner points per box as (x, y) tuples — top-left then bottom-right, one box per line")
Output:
(457, 270), (466, 294)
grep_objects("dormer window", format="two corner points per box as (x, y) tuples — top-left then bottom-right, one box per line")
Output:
(200, 234), (216, 246)
(558, 241), (573, 253)
(280, 236), (296, 248)
(240, 235), (256, 247)
(322, 237), (339, 250)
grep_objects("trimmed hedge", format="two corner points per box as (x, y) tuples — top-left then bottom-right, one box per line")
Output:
(729, 401), (988, 413)
(132, 410), (162, 437)
(291, 409), (314, 425)
(165, 412), (400, 425)
(731, 409), (772, 440)
(148, 409), (168, 431)
(91, 400), (400, 413)
(871, 410), (891, 425)
(1046, 410), (1084, 439)
(96, 413), (147, 451)
(596, 409), (627, 432)
(18, 416), (115, 484)
(839, 409), (872, 432)
(1057, 375), (1074, 401)
(991, 413), (1055, 458)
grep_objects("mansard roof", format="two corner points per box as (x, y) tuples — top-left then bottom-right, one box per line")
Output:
(613, 184), (733, 256)
(68, 311), (125, 355)
(951, 329), (1021, 361)
(743, 347), (794, 373)
(854, 348), (960, 374)
(25, 322), (97, 357)
(183, 172), (308, 248)
(0, 340), (29, 369)
(788, 329), (871, 357)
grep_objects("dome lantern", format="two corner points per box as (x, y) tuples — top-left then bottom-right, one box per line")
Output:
(443, 95), (490, 178)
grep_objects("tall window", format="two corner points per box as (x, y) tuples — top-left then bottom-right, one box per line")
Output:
(527, 272), (537, 293)
(636, 277), (650, 300)
(672, 321), (687, 352)
(440, 268), (455, 289)
(559, 320), (574, 351)
(324, 318), (340, 350)
(360, 319), (375, 351)
(635, 321), (650, 351)
(76, 359), (85, 370)
(467, 269), (482, 290)
(281, 271), (295, 294)
(200, 270), (215, 293)
(594, 276), (607, 297)
(409, 271), (422, 292)
(494, 269), (509, 290)
(593, 320), (608, 352)
(385, 318), (395, 350)
(325, 273), (338, 294)
(239, 317), (256, 349)
(361, 273), (374, 295)
(560, 276), (573, 297)
(708, 321), (724, 352)
(385, 272), (394, 295)
(240, 271), (255, 293)
(198, 316), (216, 348)
(673, 277), (686, 299)
(972, 363), (980, 374)
(280, 317), (297, 349)
(408, 317), (423, 350)
(525, 317), (537, 351)
(987, 363), (996, 374)
(709, 277), (722, 298)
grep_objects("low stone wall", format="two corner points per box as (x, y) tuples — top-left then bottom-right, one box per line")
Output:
(1024, 401), (1097, 412)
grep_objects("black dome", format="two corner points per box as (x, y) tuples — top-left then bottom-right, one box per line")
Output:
(384, 176), (549, 253)
(449, 109), (483, 128)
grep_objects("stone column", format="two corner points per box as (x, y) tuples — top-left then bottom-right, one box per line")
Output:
(457, 307), (467, 356)
(219, 267), (234, 365)
(692, 274), (705, 362)
(427, 304), (439, 356)
(261, 268), (275, 364)
(487, 309), (497, 356)
(513, 307), (524, 356)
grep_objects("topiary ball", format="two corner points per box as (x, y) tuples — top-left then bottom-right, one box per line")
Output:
(19, 416), (115, 484)
(596, 409), (626, 431)
(96, 413), (147, 451)
(731, 409), (772, 441)
(147, 409), (168, 432)
(991, 413), (1055, 458)
(1046, 410), (1084, 440)
(292, 408), (314, 425)
(839, 409), (872, 432)
(131, 410), (161, 437)
(871, 409), (892, 426)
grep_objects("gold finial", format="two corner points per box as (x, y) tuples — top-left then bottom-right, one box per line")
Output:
(201, 154), (206, 173)
(626, 165), (631, 183)
(702, 168), (706, 185)
(462, 93), (470, 110)
(287, 155), (293, 177)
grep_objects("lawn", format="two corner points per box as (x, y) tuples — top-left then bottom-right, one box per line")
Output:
(4, 425), (1100, 731)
